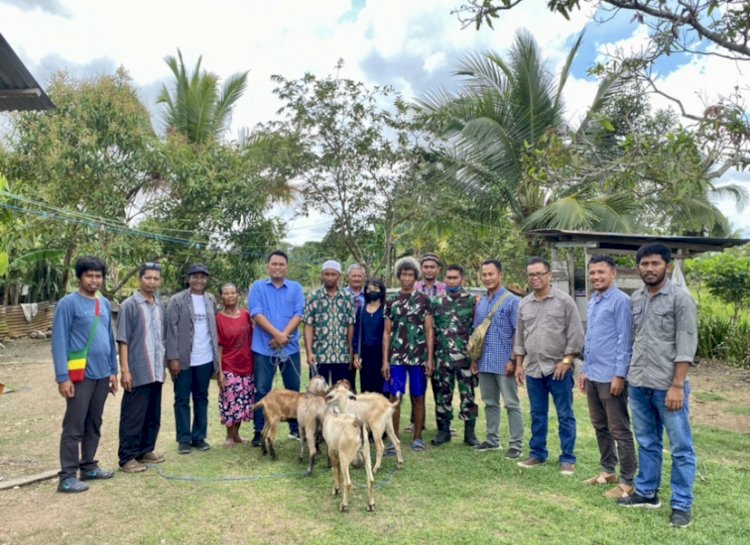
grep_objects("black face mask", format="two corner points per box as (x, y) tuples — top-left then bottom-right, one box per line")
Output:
(365, 291), (380, 302)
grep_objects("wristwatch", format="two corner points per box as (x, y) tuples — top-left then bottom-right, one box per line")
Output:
(562, 356), (573, 366)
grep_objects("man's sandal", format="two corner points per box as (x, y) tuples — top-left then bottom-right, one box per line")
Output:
(582, 473), (617, 485)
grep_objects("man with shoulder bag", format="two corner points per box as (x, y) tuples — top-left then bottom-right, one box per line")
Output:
(51, 256), (118, 493)
(470, 259), (523, 458)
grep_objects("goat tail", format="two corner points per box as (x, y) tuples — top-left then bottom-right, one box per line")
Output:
(251, 400), (265, 411)
(390, 392), (403, 409)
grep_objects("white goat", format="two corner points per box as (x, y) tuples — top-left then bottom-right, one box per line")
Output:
(323, 388), (375, 512)
(297, 390), (327, 475)
(326, 386), (404, 473)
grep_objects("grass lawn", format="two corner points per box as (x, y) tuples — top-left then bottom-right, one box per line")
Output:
(1, 340), (749, 545)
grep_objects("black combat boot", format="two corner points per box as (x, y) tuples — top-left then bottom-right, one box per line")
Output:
(464, 420), (480, 447)
(431, 420), (452, 446)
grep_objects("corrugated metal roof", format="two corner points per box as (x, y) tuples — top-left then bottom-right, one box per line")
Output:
(529, 229), (750, 256)
(0, 33), (54, 112)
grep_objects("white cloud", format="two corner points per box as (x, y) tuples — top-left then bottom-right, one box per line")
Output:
(423, 52), (445, 74)
(594, 23), (651, 65)
(2, 0), (746, 242)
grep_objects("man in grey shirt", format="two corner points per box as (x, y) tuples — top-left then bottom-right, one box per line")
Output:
(514, 257), (584, 475)
(617, 244), (697, 529)
(117, 263), (167, 472)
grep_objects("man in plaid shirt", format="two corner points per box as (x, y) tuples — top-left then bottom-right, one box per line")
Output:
(471, 259), (523, 458)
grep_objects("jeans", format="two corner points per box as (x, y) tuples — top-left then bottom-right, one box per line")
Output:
(478, 372), (523, 449)
(526, 372), (576, 464)
(629, 383), (696, 511)
(118, 381), (163, 466)
(173, 362), (213, 444)
(253, 351), (301, 434)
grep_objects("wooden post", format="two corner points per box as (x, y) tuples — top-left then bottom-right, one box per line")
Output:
(567, 248), (576, 297)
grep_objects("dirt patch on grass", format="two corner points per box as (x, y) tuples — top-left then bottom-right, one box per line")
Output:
(1, 338), (749, 545)
(690, 359), (750, 434)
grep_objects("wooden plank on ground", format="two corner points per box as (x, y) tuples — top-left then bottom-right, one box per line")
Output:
(0, 470), (58, 491)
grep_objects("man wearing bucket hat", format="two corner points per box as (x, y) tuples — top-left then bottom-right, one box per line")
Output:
(165, 263), (219, 455)
(304, 260), (357, 386)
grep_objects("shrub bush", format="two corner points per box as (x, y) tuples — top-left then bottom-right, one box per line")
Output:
(697, 313), (731, 360)
(697, 308), (750, 369)
(723, 320), (750, 369)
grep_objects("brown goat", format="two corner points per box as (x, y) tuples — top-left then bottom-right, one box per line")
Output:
(253, 376), (328, 460)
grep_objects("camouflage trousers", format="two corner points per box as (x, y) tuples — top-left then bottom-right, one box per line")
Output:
(431, 362), (478, 424)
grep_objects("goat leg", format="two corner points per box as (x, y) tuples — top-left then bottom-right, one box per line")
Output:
(361, 423), (376, 512)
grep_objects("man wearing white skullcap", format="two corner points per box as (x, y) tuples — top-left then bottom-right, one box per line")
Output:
(303, 260), (356, 386)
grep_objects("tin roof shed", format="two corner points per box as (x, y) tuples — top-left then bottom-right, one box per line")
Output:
(0, 33), (54, 112)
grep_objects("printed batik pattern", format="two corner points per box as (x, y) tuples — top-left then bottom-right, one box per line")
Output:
(303, 288), (356, 364)
(219, 372), (255, 426)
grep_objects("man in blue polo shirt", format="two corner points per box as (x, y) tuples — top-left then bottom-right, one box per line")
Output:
(248, 250), (306, 446)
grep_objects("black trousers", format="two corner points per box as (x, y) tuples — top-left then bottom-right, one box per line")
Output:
(59, 377), (110, 479)
(359, 344), (385, 396)
(314, 363), (351, 389)
(118, 381), (163, 466)
(173, 362), (213, 444)
(586, 379), (637, 484)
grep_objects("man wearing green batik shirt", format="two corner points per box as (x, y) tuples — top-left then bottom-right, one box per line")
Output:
(304, 260), (356, 386)
(430, 265), (479, 447)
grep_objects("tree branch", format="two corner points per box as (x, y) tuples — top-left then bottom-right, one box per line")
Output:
(607, 0), (750, 58)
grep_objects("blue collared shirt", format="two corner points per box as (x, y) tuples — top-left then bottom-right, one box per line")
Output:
(248, 278), (305, 357)
(583, 285), (632, 382)
(474, 288), (519, 375)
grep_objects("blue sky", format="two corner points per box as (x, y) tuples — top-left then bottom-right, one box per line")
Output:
(1, 0), (747, 239)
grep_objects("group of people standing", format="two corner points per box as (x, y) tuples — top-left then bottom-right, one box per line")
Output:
(297, 245), (697, 528)
(51, 243), (697, 528)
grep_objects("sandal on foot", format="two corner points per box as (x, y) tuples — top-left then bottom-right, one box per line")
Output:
(385, 443), (397, 456)
(604, 484), (634, 499)
(411, 439), (426, 452)
(583, 473), (617, 485)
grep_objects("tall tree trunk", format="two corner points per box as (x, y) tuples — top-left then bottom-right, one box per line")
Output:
(61, 240), (77, 295)
(382, 214), (396, 289)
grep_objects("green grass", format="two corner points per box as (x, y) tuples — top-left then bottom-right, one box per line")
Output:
(693, 392), (727, 402)
(2, 364), (750, 545)
(727, 406), (750, 417)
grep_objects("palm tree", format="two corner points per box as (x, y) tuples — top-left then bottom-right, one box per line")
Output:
(420, 31), (745, 238)
(418, 30), (636, 234)
(157, 49), (248, 145)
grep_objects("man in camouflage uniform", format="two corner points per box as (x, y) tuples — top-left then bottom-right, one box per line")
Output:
(382, 257), (434, 452)
(303, 260), (356, 386)
(430, 265), (479, 447)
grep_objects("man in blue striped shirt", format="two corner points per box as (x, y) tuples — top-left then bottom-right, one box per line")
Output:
(471, 259), (523, 458)
(579, 254), (636, 499)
